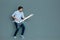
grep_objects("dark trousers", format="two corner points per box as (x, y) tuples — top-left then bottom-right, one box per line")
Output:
(13, 22), (25, 36)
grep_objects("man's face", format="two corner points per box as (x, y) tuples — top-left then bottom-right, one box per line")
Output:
(19, 8), (23, 12)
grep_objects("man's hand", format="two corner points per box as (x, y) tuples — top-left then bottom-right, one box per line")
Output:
(15, 18), (19, 21)
(12, 16), (19, 21)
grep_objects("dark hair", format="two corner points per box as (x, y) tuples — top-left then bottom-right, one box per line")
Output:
(18, 6), (23, 10)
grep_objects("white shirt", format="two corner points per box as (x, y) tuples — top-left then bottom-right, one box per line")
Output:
(12, 10), (24, 23)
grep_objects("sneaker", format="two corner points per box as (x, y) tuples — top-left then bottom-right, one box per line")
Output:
(14, 36), (17, 39)
(20, 35), (24, 39)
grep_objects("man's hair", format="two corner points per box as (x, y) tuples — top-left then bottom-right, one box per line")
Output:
(18, 6), (23, 10)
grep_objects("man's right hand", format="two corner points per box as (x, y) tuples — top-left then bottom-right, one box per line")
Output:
(12, 16), (19, 21)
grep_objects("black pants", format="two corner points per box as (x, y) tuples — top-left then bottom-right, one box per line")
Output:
(13, 22), (25, 36)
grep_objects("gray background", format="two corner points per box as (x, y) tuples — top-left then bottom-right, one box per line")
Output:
(0, 0), (60, 40)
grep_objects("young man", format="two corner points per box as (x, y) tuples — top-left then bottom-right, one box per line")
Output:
(11, 6), (25, 39)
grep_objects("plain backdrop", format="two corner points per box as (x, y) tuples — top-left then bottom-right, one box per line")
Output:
(0, 0), (60, 40)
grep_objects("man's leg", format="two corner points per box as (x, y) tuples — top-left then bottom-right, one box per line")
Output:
(13, 22), (19, 37)
(20, 23), (25, 39)
(14, 22), (18, 29)
(20, 23), (25, 35)
(13, 28), (19, 36)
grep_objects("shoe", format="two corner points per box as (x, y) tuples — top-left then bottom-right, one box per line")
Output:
(14, 36), (17, 39)
(20, 35), (24, 39)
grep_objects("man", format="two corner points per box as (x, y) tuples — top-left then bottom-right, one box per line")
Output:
(11, 6), (25, 39)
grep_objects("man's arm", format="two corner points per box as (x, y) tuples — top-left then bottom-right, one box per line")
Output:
(21, 12), (25, 19)
(12, 16), (16, 20)
(11, 11), (16, 20)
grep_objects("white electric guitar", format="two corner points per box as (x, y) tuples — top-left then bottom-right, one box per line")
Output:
(12, 14), (34, 23)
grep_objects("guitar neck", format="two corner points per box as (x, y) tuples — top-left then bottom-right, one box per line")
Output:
(19, 14), (34, 23)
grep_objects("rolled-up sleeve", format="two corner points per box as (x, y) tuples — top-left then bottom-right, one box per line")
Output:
(12, 11), (16, 17)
